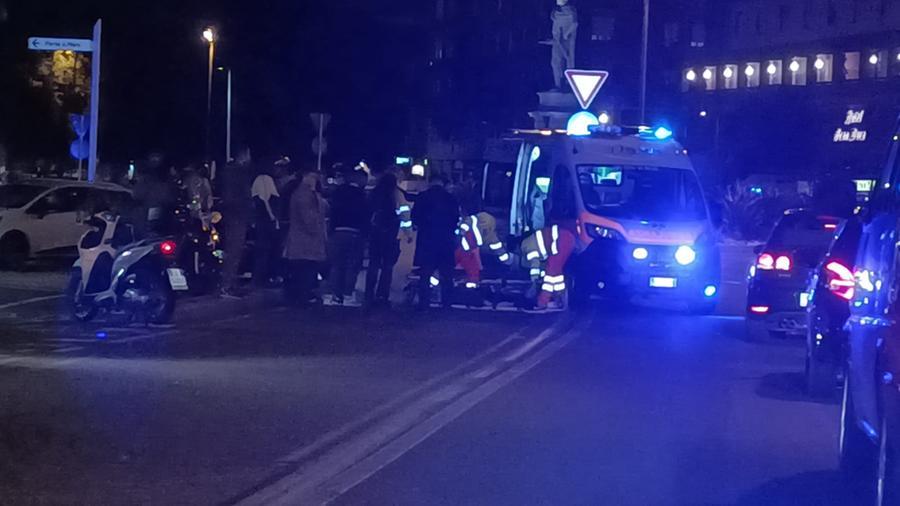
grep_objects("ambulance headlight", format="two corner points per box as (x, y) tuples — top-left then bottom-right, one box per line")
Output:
(675, 245), (697, 266)
(587, 225), (623, 241)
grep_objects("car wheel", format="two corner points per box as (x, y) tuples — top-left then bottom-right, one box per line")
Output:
(66, 269), (97, 322)
(0, 233), (29, 270)
(806, 354), (838, 398)
(840, 375), (877, 480)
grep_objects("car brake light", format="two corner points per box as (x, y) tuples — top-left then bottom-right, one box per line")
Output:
(750, 305), (770, 314)
(160, 240), (176, 256)
(775, 255), (792, 271)
(825, 260), (855, 301)
(824, 223), (838, 230)
(757, 253), (775, 270)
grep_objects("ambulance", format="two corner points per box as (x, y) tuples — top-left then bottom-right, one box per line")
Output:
(499, 113), (721, 313)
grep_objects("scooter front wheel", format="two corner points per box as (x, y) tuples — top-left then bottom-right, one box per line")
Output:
(66, 270), (97, 322)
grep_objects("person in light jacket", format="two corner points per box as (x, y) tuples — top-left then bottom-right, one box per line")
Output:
(284, 171), (328, 306)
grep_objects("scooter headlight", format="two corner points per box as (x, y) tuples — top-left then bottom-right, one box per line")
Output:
(675, 245), (697, 266)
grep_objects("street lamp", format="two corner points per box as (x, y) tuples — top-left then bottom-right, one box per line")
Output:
(203, 27), (216, 160)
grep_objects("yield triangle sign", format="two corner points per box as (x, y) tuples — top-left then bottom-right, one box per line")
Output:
(565, 69), (609, 110)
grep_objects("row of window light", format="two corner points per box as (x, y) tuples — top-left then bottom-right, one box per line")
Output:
(684, 50), (900, 90)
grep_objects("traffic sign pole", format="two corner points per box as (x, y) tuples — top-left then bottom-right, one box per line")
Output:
(87, 19), (101, 183)
(316, 114), (324, 173)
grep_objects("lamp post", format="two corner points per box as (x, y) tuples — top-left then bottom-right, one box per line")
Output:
(218, 66), (232, 162)
(202, 27), (216, 160)
(640, 0), (650, 124)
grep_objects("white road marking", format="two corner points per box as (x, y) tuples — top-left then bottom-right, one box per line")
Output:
(0, 295), (63, 311)
(237, 316), (578, 506)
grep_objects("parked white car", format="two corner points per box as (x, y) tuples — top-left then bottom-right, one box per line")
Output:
(0, 179), (132, 269)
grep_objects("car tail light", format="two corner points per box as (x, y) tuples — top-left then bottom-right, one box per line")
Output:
(774, 255), (792, 271)
(757, 253), (791, 271)
(750, 305), (770, 314)
(825, 260), (855, 301)
(757, 253), (775, 270)
(160, 240), (177, 256)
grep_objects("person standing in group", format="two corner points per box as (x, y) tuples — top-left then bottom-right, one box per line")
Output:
(284, 170), (328, 306)
(412, 174), (460, 310)
(251, 165), (281, 288)
(365, 171), (404, 307)
(326, 169), (369, 307)
(219, 146), (254, 298)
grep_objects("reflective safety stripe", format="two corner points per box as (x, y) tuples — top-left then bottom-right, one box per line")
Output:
(465, 282), (478, 289)
(498, 253), (511, 263)
(400, 220), (413, 229)
(461, 237), (471, 251)
(550, 225), (559, 256)
(541, 283), (555, 293)
(536, 231), (548, 258)
(526, 251), (541, 261)
(471, 216), (484, 246)
(489, 242), (503, 251)
(543, 274), (565, 284)
(529, 268), (542, 277)
(554, 282), (566, 292)
(430, 276), (440, 287)
(460, 223), (470, 232)
(395, 205), (411, 215)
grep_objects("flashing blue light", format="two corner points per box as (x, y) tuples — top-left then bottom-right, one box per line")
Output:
(704, 285), (717, 298)
(96, 331), (108, 340)
(749, 186), (764, 195)
(653, 126), (673, 140)
(567, 111), (600, 136)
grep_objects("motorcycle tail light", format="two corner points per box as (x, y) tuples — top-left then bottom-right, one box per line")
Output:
(160, 240), (177, 256)
(825, 260), (855, 301)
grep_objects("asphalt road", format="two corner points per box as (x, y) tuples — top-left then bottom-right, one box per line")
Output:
(0, 244), (856, 505)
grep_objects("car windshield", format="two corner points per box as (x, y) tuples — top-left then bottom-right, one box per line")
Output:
(0, 184), (45, 209)
(577, 165), (707, 221)
(768, 213), (839, 251)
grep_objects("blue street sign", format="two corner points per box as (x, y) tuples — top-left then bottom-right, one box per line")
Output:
(70, 139), (89, 161)
(28, 37), (93, 52)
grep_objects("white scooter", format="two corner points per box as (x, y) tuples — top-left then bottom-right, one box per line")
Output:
(66, 212), (189, 324)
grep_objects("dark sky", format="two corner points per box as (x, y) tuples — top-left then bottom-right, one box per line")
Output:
(1, 0), (428, 167)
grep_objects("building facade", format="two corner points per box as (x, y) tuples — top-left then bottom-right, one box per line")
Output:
(680, 0), (900, 184)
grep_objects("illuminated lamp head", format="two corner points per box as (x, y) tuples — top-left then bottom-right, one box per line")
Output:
(566, 111), (600, 136)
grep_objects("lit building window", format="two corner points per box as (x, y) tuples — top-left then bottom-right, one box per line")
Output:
(744, 63), (760, 87)
(682, 68), (697, 91)
(722, 65), (738, 89)
(702, 66), (716, 90)
(814, 54), (833, 83)
(844, 52), (861, 80)
(765, 60), (783, 85)
(789, 57), (807, 85)
(867, 50), (888, 78)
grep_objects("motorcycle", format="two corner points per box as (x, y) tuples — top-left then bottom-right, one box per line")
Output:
(173, 206), (224, 294)
(66, 212), (189, 324)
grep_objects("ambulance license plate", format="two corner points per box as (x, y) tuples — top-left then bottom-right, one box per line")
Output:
(167, 268), (189, 291)
(649, 277), (677, 289)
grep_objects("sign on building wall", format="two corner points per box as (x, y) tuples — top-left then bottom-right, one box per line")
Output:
(834, 108), (868, 143)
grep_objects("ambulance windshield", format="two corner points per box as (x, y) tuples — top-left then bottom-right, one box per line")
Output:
(577, 165), (707, 222)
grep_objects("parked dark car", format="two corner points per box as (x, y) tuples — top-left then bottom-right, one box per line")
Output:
(803, 217), (862, 397)
(746, 210), (842, 340)
(840, 119), (900, 506)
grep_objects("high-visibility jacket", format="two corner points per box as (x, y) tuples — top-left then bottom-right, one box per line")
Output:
(456, 212), (512, 288)
(520, 224), (577, 307)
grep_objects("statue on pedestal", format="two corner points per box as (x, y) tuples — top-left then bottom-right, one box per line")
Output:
(550, 0), (578, 91)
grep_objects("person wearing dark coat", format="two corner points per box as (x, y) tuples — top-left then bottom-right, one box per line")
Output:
(412, 174), (460, 309)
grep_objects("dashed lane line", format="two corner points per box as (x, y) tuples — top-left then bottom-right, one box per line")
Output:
(0, 295), (63, 311)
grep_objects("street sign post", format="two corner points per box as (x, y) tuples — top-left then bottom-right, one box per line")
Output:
(310, 113), (331, 173)
(564, 69), (609, 110)
(28, 37), (93, 52)
(87, 20), (101, 182)
(69, 114), (90, 178)
(29, 20), (102, 182)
